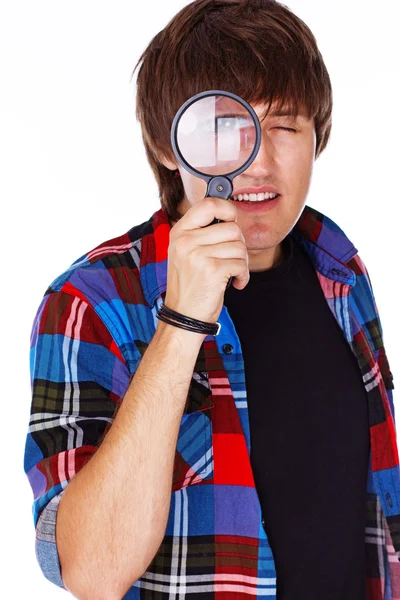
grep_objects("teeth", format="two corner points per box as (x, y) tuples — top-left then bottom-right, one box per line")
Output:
(232, 192), (279, 202)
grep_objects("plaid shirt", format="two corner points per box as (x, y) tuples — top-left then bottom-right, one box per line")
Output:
(24, 204), (399, 599)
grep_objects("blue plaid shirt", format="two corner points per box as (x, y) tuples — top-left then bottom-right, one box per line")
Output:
(24, 203), (399, 598)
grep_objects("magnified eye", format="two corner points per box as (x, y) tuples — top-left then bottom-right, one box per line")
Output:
(217, 115), (253, 130)
(200, 115), (254, 133)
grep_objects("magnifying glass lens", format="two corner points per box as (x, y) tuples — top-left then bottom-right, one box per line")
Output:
(176, 95), (257, 176)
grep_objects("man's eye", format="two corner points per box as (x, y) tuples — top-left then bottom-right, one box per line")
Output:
(275, 127), (297, 132)
(217, 116), (253, 129)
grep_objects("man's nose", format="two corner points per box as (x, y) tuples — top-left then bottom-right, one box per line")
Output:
(243, 133), (273, 177)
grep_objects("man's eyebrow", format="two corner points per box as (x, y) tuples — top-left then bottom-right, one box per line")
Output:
(264, 107), (307, 118)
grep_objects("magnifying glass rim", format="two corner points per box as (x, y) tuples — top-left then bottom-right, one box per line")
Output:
(170, 89), (262, 182)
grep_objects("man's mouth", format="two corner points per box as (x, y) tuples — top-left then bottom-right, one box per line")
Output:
(230, 192), (280, 203)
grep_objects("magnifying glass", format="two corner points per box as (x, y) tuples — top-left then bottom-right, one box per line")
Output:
(170, 90), (262, 288)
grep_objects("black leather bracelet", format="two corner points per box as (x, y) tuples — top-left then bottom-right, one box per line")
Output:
(160, 304), (214, 329)
(156, 312), (209, 334)
(160, 304), (219, 332)
(157, 304), (219, 335)
(156, 303), (221, 335)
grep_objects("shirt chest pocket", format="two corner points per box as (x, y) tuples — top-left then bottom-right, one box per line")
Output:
(172, 368), (214, 492)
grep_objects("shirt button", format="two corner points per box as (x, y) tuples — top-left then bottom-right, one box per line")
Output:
(223, 343), (233, 354)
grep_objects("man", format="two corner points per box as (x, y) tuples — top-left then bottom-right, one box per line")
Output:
(24, 1), (398, 598)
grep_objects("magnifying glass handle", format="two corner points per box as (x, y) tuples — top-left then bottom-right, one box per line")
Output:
(205, 178), (234, 290)
(209, 216), (233, 289)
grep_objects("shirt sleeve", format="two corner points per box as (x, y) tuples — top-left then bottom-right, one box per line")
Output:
(23, 289), (131, 590)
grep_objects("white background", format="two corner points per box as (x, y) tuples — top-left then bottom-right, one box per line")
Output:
(1, 0), (399, 597)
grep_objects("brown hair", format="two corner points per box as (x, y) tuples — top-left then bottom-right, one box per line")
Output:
(132, 0), (332, 223)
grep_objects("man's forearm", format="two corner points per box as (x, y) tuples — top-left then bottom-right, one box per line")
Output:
(56, 321), (206, 600)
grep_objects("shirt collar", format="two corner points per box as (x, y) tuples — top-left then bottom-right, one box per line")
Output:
(139, 204), (358, 309)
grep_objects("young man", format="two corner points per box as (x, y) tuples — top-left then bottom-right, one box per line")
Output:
(24, 1), (398, 598)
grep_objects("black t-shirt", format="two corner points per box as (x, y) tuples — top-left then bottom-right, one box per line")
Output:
(223, 233), (370, 600)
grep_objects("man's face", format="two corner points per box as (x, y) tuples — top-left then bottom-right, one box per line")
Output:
(163, 100), (316, 272)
